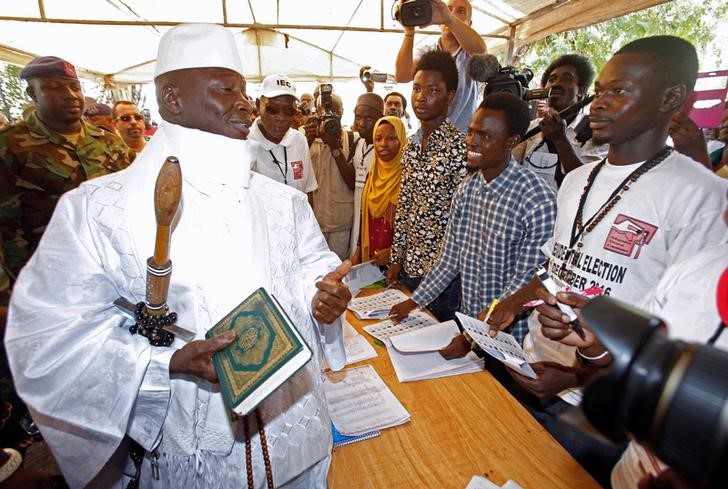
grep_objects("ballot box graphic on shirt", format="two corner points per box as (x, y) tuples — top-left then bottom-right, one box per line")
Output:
(604, 214), (658, 258)
(291, 160), (304, 180)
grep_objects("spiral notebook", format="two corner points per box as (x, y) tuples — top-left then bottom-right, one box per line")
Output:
(332, 423), (381, 448)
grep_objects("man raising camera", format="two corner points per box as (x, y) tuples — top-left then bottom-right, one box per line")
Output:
(514, 54), (608, 189)
(307, 88), (357, 260)
(395, 0), (485, 133)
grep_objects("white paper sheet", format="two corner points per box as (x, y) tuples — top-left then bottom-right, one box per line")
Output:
(347, 288), (410, 320)
(456, 312), (537, 379)
(362, 310), (439, 343)
(389, 320), (461, 353)
(387, 345), (484, 383)
(342, 319), (378, 365)
(323, 365), (411, 435)
(344, 261), (385, 296)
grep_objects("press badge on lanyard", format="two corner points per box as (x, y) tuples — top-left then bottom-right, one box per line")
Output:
(291, 160), (303, 180)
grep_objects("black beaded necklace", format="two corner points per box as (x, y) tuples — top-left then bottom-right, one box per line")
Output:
(569, 146), (673, 249)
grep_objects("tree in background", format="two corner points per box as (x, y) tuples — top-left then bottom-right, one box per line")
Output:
(0, 64), (32, 122)
(516, 0), (728, 86)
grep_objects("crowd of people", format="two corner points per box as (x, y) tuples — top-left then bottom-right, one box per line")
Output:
(0, 0), (727, 488)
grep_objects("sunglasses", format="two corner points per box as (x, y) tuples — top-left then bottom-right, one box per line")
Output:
(264, 104), (297, 117)
(118, 114), (145, 122)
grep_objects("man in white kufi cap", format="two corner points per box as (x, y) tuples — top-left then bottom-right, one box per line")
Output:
(5, 23), (351, 488)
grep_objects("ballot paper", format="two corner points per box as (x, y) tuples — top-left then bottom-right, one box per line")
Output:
(456, 312), (537, 379)
(324, 364), (411, 436)
(344, 261), (385, 297)
(362, 310), (439, 343)
(342, 319), (378, 365)
(347, 288), (410, 320)
(389, 320), (461, 353)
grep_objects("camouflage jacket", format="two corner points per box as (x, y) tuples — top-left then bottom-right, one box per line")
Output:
(0, 112), (134, 305)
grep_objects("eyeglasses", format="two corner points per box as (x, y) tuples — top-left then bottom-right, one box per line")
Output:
(264, 104), (297, 117)
(118, 114), (145, 122)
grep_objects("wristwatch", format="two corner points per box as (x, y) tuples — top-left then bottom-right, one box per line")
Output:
(331, 148), (342, 158)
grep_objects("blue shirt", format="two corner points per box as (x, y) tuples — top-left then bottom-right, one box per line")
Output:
(411, 160), (557, 343)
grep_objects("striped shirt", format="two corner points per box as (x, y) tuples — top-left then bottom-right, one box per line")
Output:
(411, 159), (557, 343)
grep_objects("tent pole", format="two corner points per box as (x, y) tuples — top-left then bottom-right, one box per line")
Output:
(37, 0), (46, 19)
(506, 25), (516, 65)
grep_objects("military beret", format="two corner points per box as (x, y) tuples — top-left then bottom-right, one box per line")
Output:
(83, 103), (112, 117)
(356, 93), (384, 115)
(19, 56), (78, 80)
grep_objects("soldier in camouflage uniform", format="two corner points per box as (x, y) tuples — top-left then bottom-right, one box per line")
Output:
(0, 57), (133, 456)
(0, 56), (134, 306)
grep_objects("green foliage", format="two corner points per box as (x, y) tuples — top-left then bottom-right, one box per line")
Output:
(516, 0), (728, 86)
(0, 63), (32, 122)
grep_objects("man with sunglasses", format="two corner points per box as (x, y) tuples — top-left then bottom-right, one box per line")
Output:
(249, 74), (317, 205)
(113, 101), (148, 153)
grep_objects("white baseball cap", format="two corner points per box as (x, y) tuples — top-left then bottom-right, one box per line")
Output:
(155, 23), (244, 78)
(260, 74), (297, 99)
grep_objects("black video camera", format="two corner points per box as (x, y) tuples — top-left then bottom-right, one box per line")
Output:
(485, 66), (550, 100)
(317, 83), (341, 138)
(580, 296), (728, 485)
(394, 0), (432, 27)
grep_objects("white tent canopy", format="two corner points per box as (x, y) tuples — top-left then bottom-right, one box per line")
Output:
(0, 0), (667, 85)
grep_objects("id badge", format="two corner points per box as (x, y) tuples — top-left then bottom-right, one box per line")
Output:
(291, 160), (304, 180)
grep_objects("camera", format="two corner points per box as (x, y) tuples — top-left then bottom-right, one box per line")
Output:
(317, 83), (341, 138)
(394, 0), (432, 27)
(579, 296), (728, 485)
(485, 66), (550, 100)
(360, 69), (389, 84)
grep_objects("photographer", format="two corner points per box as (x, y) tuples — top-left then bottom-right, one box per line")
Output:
(514, 54), (608, 189)
(395, 0), (485, 133)
(308, 89), (357, 260)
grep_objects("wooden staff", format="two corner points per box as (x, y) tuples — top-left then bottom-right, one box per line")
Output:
(146, 156), (182, 314)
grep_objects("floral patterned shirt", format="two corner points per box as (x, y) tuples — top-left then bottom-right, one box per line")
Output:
(390, 119), (467, 278)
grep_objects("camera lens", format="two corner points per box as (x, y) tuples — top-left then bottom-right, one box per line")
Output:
(412, 6), (423, 17)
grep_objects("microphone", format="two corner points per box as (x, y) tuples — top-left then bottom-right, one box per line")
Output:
(466, 53), (501, 83)
(522, 94), (595, 141)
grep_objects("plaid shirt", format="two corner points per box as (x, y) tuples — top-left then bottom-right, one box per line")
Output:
(411, 160), (557, 343)
(390, 119), (467, 278)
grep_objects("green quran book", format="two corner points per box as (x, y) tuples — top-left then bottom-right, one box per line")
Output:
(206, 287), (312, 415)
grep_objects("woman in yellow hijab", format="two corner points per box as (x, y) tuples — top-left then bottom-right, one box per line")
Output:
(352, 116), (406, 265)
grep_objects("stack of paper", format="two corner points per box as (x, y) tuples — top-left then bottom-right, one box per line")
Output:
(465, 475), (524, 489)
(362, 310), (439, 344)
(347, 288), (410, 320)
(456, 312), (537, 379)
(386, 319), (485, 383)
(324, 365), (411, 436)
(344, 261), (385, 297)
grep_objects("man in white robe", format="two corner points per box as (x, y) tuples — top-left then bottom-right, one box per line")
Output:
(4, 23), (351, 489)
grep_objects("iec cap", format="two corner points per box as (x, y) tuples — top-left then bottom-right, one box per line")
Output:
(260, 74), (297, 99)
(83, 103), (112, 117)
(155, 23), (244, 78)
(20, 56), (78, 80)
(356, 93), (384, 116)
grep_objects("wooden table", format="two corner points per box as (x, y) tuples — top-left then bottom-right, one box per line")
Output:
(328, 288), (600, 489)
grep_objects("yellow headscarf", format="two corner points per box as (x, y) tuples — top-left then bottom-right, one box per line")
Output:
(360, 116), (406, 261)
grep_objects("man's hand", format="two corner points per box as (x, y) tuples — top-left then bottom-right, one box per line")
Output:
(428, 0), (454, 26)
(313, 260), (352, 324)
(389, 298), (417, 322)
(304, 117), (318, 146)
(540, 109), (568, 143)
(372, 247), (391, 266)
(536, 290), (594, 349)
(484, 294), (525, 337)
(169, 331), (236, 383)
(439, 333), (472, 360)
(508, 361), (580, 405)
(669, 112), (711, 168)
(386, 263), (401, 287)
(321, 125), (342, 151)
